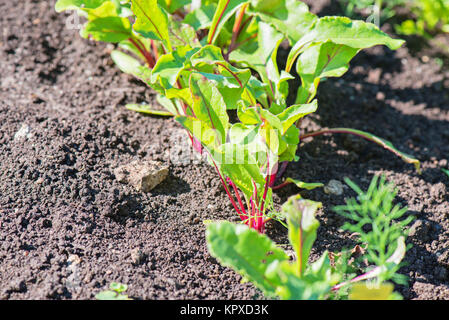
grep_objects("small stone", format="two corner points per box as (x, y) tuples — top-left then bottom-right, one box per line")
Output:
(324, 180), (344, 196)
(376, 91), (385, 101)
(114, 160), (169, 192)
(130, 248), (146, 265)
(67, 254), (81, 266)
(14, 124), (33, 140)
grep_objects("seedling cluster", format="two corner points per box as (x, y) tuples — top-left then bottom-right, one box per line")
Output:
(207, 176), (414, 300)
(339, 0), (449, 37)
(56, 0), (420, 299)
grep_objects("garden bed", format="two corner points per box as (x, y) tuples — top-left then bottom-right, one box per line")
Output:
(0, 0), (448, 299)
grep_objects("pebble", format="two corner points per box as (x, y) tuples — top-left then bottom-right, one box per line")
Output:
(130, 248), (146, 265)
(114, 160), (169, 192)
(324, 180), (344, 196)
(14, 123), (32, 140)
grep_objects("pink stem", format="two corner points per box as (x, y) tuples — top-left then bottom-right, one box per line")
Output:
(227, 178), (247, 218)
(210, 156), (242, 217)
(272, 180), (292, 190)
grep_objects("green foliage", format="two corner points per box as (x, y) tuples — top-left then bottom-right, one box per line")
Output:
(396, 0), (449, 37)
(338, 0), (407, 23)
(55, 0), (416, 233)
(207, 196), (336, 299)
(333, 175), (415, 285)
(338, 0), (449, 37)
(95, 282), (131, 300)
(125, 103), (174, 116)
(207, 176), (413, 300)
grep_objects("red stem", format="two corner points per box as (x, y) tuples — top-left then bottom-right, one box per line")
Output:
(227, 178), (247, 217)
(331, 267), (382, 292)
(208, 0), (231, 44)
(215, 62), (243, 88)
(272, 180), (292, 190)
(129, 38), (155, 68)
(151, 40), (159, 61)
(210, 155), (243, 218)
(227, 3), (249, 56)
(259, 155), (270, 214)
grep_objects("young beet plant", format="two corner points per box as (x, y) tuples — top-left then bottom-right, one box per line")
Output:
(56, 0), (420, 232)
(206, 175), (414, 300)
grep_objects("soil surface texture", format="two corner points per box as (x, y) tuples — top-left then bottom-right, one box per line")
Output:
(0, 0), (448, 300)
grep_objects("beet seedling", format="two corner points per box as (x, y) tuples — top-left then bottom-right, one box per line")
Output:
(56, 0), (420, 232)
(206, 175), (413, 300)
(95, 282), (131, 300)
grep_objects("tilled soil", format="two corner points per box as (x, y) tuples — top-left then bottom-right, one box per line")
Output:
(0, 0), (448, 300)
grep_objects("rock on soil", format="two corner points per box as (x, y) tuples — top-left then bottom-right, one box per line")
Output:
(324, 180), (344, 196)
(114, 160), (169, 192)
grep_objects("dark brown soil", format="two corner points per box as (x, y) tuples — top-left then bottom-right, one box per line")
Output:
(0, 0), (448, 300)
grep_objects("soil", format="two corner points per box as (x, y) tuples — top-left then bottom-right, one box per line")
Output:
(0, 0), (448, 300)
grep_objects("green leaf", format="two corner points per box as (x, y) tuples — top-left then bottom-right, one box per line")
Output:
(191, 46), (252, 110)
(230, 21), (284, 99)
(176, 115), (220, 150)
(111, 50), (142, 75)
(95, 290), (121, 300)
(228, 123), (258, 145)
(295, 42), (359, 104)
(55, 0), (105, 12)
(249, 0), (317, 44)
(109, 282), (128, 293)
(81, 16), (132, 42)
(285, 178), (324, 190)
(165, 87), (194, 106)
(151, 46), (199, 87)
(190, 75), (229, 144)
(131, 0), (172, 50)
(168, 17), (200, 48)
(207, 0), (248, 44)
(156, 94), (182, 115)
(277, 100), (318, 134)
(206, 221), (289, 296)
(190, 44), (225, 66)
(158, 0), (189, 13)
(237, 103), (262, 125)
(183, 4), (216, 29)
(286, 16), (405, 73)
(230, 21), (283, 73)
(276, 264), (331, 299)
(126, 104), (174, 116)
(281, 195), (322, 276)
(214, 143), (267, 200)
(85, 1), (119, 19)
(95, 282), (131, 300)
